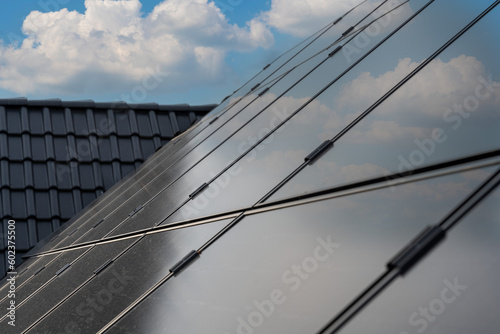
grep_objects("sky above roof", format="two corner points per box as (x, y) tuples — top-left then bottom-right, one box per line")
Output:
(0, 0), (362, 105)
(0, 0), (497, 106)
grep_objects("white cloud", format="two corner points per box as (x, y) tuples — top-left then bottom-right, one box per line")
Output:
(261, 0), (367, 37)
(0, 0), (274, 96)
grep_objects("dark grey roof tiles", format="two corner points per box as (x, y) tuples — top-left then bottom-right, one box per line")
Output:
(0, 98), (215, 277)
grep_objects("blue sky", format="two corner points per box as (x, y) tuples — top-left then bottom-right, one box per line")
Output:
(1, 0), (496, 106)
(0, 0), (326, 105)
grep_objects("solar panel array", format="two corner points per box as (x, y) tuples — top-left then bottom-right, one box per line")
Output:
(1, 0), (499, 333)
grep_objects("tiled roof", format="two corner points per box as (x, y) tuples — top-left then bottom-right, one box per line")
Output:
(0, 98), (215, 277)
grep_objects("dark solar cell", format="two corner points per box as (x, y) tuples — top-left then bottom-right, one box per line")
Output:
(29, 219), (231, 333)
(9, 239), (134, 332)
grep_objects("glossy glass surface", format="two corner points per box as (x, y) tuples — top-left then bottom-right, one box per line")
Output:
(163, 0), (473, 224)
(107, 168), (492, 334)
(0, 238), (136, 332)
(338, 182), (500, 334)
(105, 0), (383, 223)
(26, 219), (231, 334)
(191, 0), (406, 164)
(268, 1), (500, 202)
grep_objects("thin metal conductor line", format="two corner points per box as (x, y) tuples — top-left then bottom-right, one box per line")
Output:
(233, 0), (371, 97)
(31, 153), (500, 258)
(255, 0), (402, 92)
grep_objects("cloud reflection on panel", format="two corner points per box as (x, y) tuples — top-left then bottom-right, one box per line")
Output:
(268, 54), (500, 202)
(262, 0), (382, 37)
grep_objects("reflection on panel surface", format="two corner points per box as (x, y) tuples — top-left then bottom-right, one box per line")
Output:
(163, 0), (490, 224)
(105, 0), (408, 236)
(107, 167), (492, 334)
(268, 1), (500, 202)
(338, 184), (500, 334)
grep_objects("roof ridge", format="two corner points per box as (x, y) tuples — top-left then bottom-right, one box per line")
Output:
(0, 97), (217, 111)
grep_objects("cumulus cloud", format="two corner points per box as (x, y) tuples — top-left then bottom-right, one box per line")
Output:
(0, 0), (274, 96)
